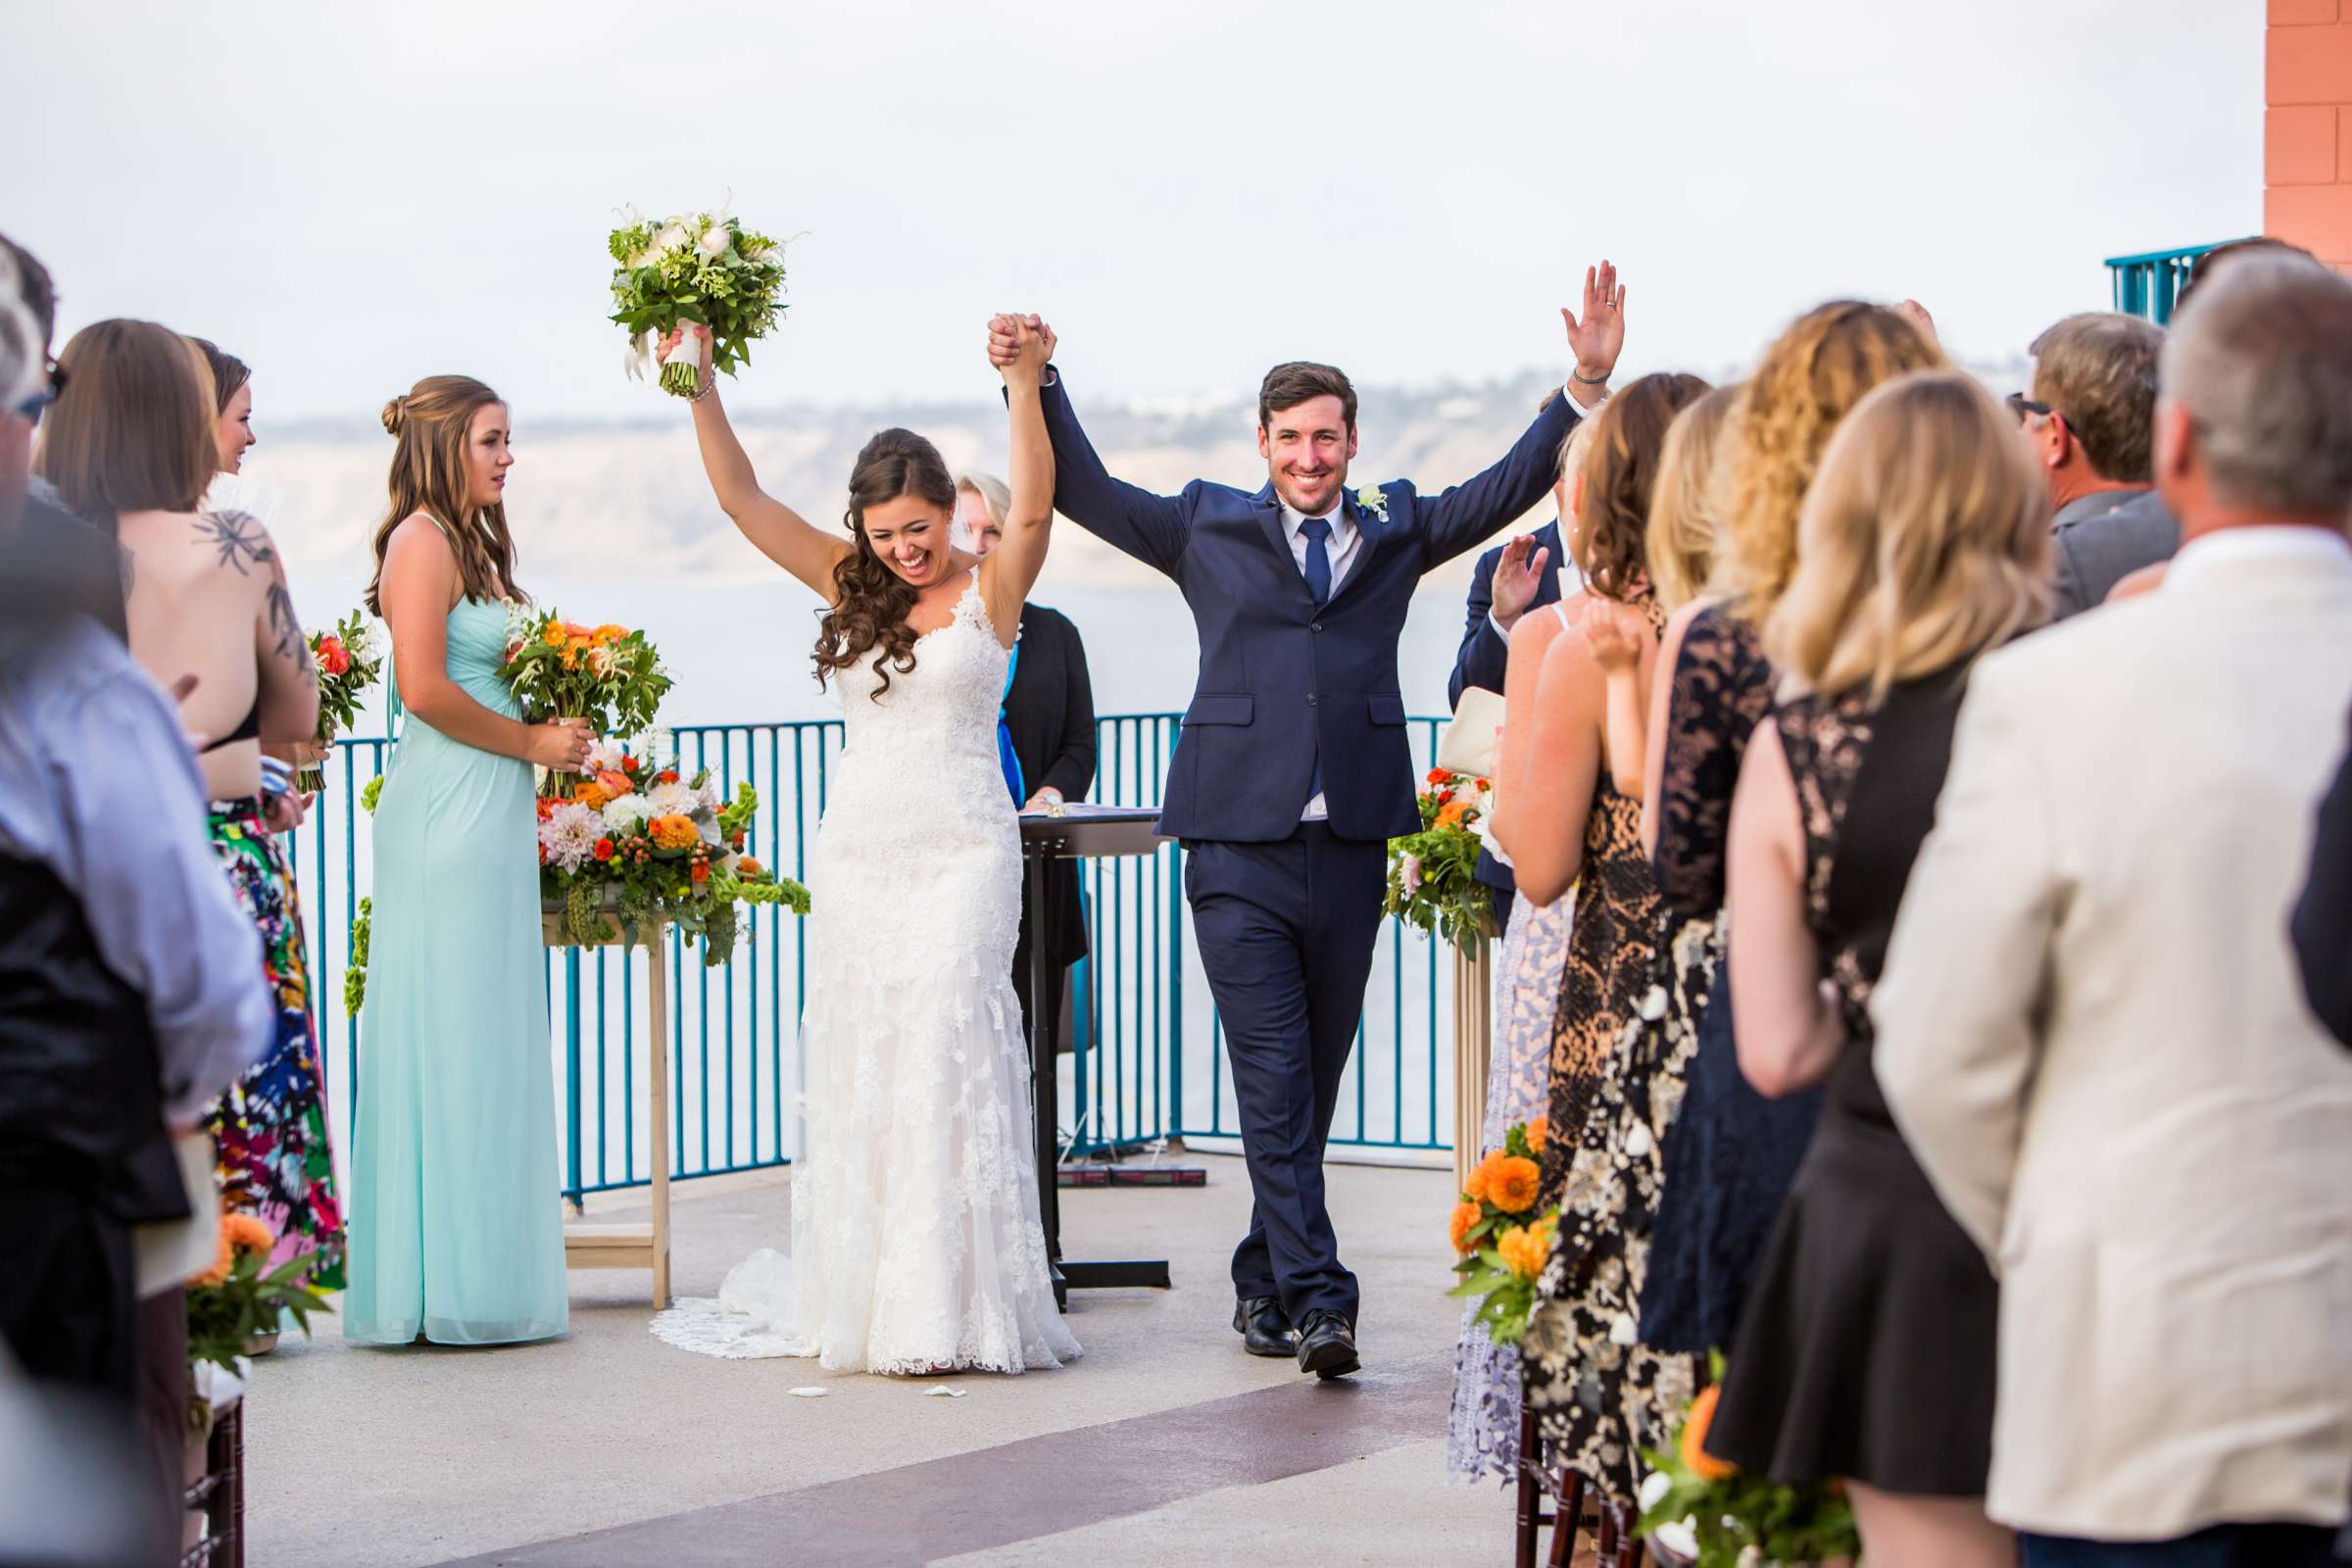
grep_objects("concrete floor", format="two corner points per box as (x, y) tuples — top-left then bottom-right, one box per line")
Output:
(242, 1152), (1517, 1567)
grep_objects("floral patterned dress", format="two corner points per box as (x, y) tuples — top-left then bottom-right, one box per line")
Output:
(1445, 888), (1574, 1485)
(203, 797), (345, 1290)
(1518, 595), (1678, 1504)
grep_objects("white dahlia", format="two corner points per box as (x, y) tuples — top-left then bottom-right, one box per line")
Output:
(539, 802), (603, 872)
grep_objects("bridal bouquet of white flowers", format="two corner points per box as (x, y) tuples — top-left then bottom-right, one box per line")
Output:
(608, 204), (789, 397)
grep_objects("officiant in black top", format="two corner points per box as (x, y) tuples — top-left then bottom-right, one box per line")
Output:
(957, 472), (1098, 1041)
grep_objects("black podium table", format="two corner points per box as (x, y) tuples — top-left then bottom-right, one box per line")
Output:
(1020, 805), (1174, 1310)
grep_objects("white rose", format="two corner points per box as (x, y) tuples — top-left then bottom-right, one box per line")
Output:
(657, 222), (691, 254)
(698, 225), (730, 258)
(1654, 1518), (1700, 1562)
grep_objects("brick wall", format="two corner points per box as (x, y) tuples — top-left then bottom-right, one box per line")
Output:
(2268, 0), (2352, 264)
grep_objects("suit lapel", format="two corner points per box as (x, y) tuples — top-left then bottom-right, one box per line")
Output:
(1323, 486), (1388, 612)
(1253, 485), (1314, 606)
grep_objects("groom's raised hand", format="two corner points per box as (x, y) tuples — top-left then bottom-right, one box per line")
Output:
(1561, 261), (1627, 387)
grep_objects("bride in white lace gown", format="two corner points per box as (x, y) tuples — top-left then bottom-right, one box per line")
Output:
(646, 318), (1079, 1376)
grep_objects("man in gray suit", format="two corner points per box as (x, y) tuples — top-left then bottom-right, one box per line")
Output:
(2010, 312), (2169, 619)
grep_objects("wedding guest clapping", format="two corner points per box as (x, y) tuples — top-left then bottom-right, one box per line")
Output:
(1636, 303), (1938, 1362)
(956, 469), (1098, 1044)
(345, 376), (587, 1348)
(1875, 253), (2352, 1568)
(33, 320), (349, 1307)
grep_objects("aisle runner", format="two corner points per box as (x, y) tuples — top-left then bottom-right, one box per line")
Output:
(430, 1352), (1451, 1568)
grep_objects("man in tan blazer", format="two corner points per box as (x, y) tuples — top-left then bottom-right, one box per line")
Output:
(1874, 255), (2352, 1567)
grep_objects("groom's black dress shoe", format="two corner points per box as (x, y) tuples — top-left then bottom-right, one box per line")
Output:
(1294, 1309), (1358, 1380)
(1233, 1296), (1296, 1357)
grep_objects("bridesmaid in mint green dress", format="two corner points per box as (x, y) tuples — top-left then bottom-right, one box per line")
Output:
(344, 375), (593, 1346)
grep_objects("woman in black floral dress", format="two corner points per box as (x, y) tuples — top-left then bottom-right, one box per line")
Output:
(1491, 371), (1714, 1512)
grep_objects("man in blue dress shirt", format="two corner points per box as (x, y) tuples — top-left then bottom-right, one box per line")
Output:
(989, 267), (1624, 1378)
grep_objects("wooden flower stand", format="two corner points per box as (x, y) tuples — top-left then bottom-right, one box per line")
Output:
(1452, 934), (1494, 1193)
(543, 906), (670, 1308)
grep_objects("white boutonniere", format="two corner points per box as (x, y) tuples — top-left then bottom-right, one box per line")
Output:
(1354, 482), (1390, 523)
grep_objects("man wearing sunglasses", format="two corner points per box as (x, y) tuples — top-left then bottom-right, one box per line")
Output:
(2013, 311), (2169, 621)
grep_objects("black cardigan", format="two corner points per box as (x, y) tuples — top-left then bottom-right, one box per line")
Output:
(1007, 604), (1096, 970)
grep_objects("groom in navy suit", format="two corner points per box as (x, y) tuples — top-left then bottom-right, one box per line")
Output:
(989, 267), (1625, 1377)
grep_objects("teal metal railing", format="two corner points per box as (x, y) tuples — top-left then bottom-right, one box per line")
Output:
(2103, 240), (2249, 324)
(288, 712), (1462, 1205)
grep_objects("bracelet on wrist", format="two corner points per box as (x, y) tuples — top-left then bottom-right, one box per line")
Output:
(691, 375), (715, 405)
(1571, 368), (1611, 387)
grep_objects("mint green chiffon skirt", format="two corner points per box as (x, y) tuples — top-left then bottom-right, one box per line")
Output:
(343, 702), (567, 1345)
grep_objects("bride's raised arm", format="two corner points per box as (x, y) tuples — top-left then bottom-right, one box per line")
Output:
(661, 324), (852, 602)
(981, 318), (1057, 641)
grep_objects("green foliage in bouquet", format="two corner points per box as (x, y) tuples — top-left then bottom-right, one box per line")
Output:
(185, 1214), (329, 1380)
(344, 897), (371, 1017)
(1637, 1352), (1860, 1567)
(1385, 768), (1496, 950)
(608, 207), (788, 397)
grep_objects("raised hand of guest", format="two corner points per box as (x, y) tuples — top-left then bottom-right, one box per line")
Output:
(1561, 261), (1627, 388)
(999, 315), (1053, 385)
(1581, 597), (1651, 673)
(1893, 298), (1939, 348)
(657, 322), (714, 396)
(1490, 535), (1552, 634)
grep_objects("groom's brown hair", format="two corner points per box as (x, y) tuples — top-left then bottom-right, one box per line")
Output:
(1258, 362), (1356, 431)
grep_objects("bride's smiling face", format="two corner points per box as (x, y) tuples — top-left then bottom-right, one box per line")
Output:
(862, 494), (957, 588)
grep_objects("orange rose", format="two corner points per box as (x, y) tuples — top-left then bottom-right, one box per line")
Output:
(690, 860), (710, 884)
(658, 769), (680, 785)
(1486, 1153), (1542, 1214)
(561, 647), (579, 670)
(1474, 776), (1492, 792)
(1523, 1115), (1548, 1155)
(595, 769), (633, 799)
(562, 621), (592, 639)
(1680, 1385), (1739, 1482)
(593, 838), (615, 862)
(1436, 800), (1470, 829)
(535, 797), (555, 821)
(593, 623), (628, 644)
(1426, 768), (1450, 786)
(1448, 1200), (1483, 1254)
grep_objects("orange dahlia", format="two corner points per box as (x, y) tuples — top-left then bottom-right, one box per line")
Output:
(1524, 1115), (1548, 1155)
(1495, 1224), (1548, 1280)
(649, 814), (700, 852)
(1485, 1153), (1542, 1215)
(541, 625), (565, 648)
(1448, 1200), (1483, 1253)
(223, 1212), (274, 1255)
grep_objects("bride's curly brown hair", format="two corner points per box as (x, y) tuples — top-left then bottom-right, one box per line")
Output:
(812, 427), (959, 702)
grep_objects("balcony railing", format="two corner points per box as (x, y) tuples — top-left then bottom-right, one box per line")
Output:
(2103, 239), (2249, 323)
(285, 713), (1463, 1207)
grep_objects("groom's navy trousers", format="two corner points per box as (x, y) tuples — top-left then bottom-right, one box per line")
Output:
(1031, 370), (1584, 1327)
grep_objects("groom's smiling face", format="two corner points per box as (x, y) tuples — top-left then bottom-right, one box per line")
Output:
(1258, 395), (1357, 518)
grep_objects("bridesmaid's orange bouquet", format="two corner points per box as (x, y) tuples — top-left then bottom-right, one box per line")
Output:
(499, 608), (672, 795)
(1446, 1115), (1558, 1346)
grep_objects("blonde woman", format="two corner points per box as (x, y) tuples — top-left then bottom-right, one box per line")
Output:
(1636, 303), (1939, 1360)
(1704, 371), (2050, 1566)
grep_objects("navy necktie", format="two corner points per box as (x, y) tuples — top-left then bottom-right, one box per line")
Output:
(1300, 514), (1333, 607)
(1299, 514), (1333, 807)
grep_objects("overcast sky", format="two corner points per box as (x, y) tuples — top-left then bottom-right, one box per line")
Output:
(16, 0), (2255, 424)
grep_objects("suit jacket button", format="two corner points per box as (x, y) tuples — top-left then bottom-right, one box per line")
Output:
(1309, 621), (1323, 633)
(1306, 694), (1318, 706)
